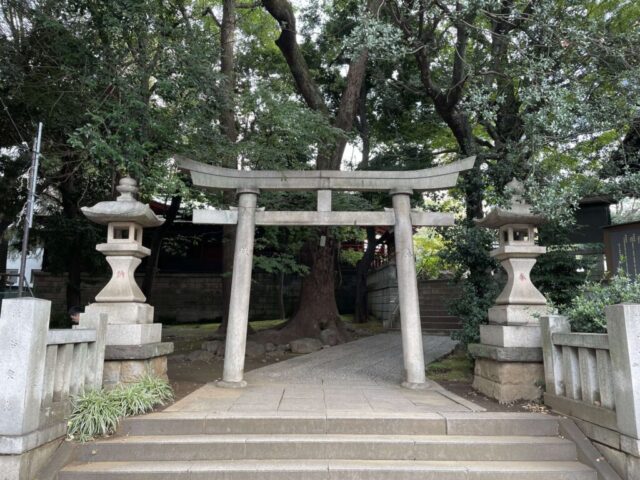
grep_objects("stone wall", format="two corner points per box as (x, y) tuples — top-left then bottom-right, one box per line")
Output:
(33, 272), (302, 323)
(367, 263), (462, 332)
(34, 267), (460, 327)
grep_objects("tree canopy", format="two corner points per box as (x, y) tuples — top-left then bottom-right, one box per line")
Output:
(1, 0), (638, 333)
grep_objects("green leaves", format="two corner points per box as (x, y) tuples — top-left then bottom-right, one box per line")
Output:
(564, 273), (640, 333)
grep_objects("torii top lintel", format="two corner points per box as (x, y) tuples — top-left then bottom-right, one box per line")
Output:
(178, 156), (476, 193)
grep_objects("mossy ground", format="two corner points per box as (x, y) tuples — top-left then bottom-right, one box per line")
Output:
(426, 349), (474, 383)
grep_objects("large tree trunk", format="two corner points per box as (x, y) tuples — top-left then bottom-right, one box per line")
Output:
(257, 234), (350, 344)
(141, 195), (181, 300)
(261, 0), (381, 342)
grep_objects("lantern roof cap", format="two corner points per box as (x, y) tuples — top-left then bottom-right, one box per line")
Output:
(475, 178), (545, 229)
(81, 177), (165, 227)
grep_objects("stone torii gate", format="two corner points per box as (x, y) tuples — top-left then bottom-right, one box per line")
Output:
(180, 156), (475, 389)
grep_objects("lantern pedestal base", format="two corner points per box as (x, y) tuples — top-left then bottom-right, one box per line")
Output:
(480, 324), (542, 348)
(488, 305), (550, 325)
(471, 356), (544, 403)
(102, 342), (173, 389)
(85, 302), (154, 325)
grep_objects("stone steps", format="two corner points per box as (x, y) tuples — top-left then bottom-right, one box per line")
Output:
(59, 460), (596, 480)
(118, 412), (560, 436)
(74, 434), (578, 462)
(58, 413), (597, 480)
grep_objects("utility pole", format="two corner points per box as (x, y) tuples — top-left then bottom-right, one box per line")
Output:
(18, 122), (43, 297)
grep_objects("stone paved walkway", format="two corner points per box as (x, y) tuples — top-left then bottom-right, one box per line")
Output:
(165, 333), (484, 415)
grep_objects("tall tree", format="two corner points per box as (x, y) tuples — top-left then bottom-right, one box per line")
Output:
(256, 0), (383, 341)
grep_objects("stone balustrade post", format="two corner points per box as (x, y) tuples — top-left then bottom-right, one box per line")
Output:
(606, 303), (640, 443)
(0, 298), (50, 445)
(78, 313), (108, 389)
(220, 188), (259, 388)
(540, 315), (570, 397)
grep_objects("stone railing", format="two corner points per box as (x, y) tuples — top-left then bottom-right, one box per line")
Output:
(540, 304), (640, 479)
(0, 298), (107, 480)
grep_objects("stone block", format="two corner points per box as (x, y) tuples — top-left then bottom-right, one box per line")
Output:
(472, 358), (543, 403)
(472, 375), (542, 403)
(488, 305), (550, 325)
(202, 340), (222, 354)
(245, 341), (266, 359)
(621, 435), (640, 456)
(120, 360), (149, 383)
(628, 455), (640, 480)
(474, 358), (544, 385)
(0, 437), (63, 480)
(150, 356), (168, 379)
(290, 338), (323, 354)
(102, 361), (122, 384)
(84, 302), (154, 325)
(480, 324), (541, 348)
(606, 303), (640, 440)
(187, 350), (215, 362)
(0, 298), (50, 440)
(320, 328), (339, 346)
(573, 418), (620, 450)
(104, 342), (174, 360)
(468, 343), (542, 362)
(594, 442), (627, 479)
(106, 323), (161, 346)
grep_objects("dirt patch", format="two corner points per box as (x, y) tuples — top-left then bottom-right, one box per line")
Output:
(167, 352), (296, 403)
(164, 317), (380, 403)
(437, 380), (549, 413)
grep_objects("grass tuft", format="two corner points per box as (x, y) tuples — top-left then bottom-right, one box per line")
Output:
(66, 375), (174, 442)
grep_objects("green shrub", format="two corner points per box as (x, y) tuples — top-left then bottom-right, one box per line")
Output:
(564, 273), (640, 333)
(531, 246), (591, 309)
(66, 375), (174, 442)
(449, 280), (500, 347)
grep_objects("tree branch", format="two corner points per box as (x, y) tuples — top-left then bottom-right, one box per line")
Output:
(202, 7), (222, 28)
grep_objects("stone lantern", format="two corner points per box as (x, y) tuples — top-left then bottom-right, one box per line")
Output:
(469, 179), (550, 403)
(81, 177), (173, 387)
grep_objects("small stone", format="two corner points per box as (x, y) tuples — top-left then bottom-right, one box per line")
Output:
(320, 328), (339, 346)
(265, 342), (276, 352)
(202, 340), (222, 354)
(245, 340), (266, 358)
(290, 337), (323, 354)
(277, 344), (290, 352)
(187, 350), (215, 362)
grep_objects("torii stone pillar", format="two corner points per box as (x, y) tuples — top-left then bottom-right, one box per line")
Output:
(219, 189), (259, 388)
(392, 189), (427, 387)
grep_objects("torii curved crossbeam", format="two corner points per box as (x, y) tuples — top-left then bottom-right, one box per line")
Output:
(178, 155), (475, 192)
